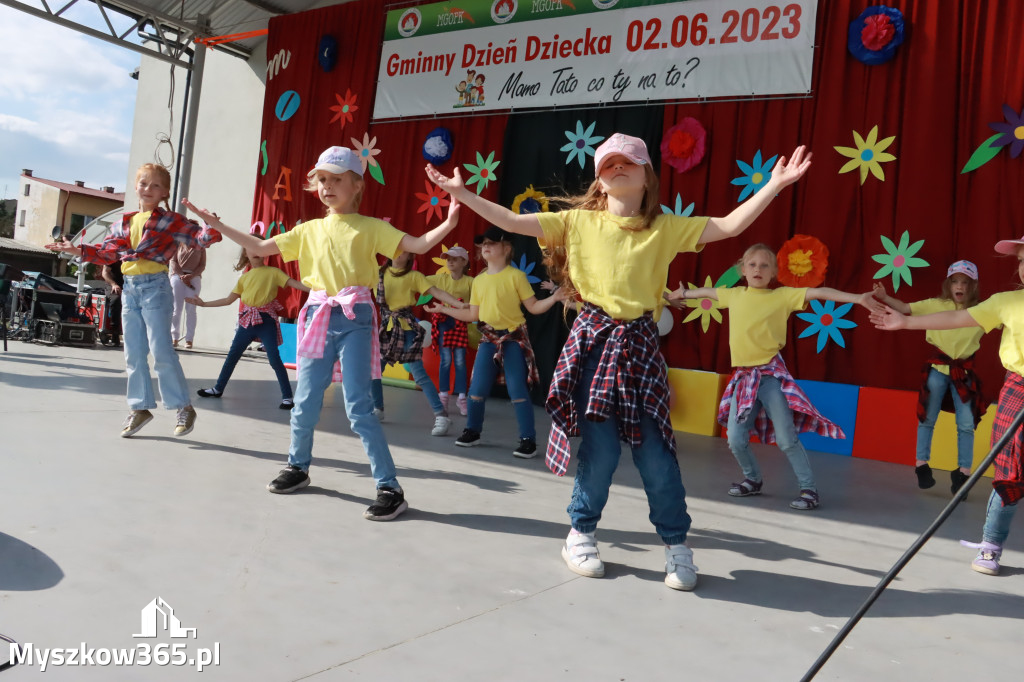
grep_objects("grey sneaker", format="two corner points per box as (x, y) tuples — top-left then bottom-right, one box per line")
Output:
(963, 539), (1002, 575)
(173, 406), (196, 437)
(665, 543), (698, 591)
(120, 410), (154, 438)
(562, 529), (604, 578)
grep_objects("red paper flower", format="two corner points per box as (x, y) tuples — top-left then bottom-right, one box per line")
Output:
(328, 89), (358, 130)
(777, 234), (829, 287)
(660, 118), (706, 173)
(414, 180), (450, 224)
(861, 14), (895, 50)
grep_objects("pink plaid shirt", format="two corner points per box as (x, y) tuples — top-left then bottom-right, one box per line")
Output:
(296, 288), (381, 383)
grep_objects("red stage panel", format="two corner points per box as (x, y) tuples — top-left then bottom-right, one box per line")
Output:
(852, 386), (918, 465)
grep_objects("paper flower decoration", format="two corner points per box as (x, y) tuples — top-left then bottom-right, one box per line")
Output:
(777, 235), (829, 288)
(511, 254), (541, 284)
(560, 121), (604, 169)
(422, 127), (454, 164)
(871, 231), (928, 291)
(464, 151), (500, 194)
(329, 89), (358, 130)
(414, 180), (450, 224)
(681, 277), (723, 333)
(512, 185), (549, 214)
(961, 104), (1024, 173)
(848, 6), (905, 65)
(730, 150), (777, 202)
(797, 300), (857, 352)
(431, 243), (464, 275)
(350, 132), (384, 185)
(661, 118), (706, 173)
(661, 194), (695, 217)
(835, 126), (896, 184)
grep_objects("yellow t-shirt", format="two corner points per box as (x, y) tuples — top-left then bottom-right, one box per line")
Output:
(428, 271), (474, 303)
(232, 266), (289, 307)
(968, 291), (1024, 375)
(470, 266), (534, 331)
(383, 269), (432, 330)
(272, 213), (405, 295)
(909, 297), (985, 374)
(716, 286), (808, 367)
(536, 209), (708, 321)
(121, 212), (168, 276)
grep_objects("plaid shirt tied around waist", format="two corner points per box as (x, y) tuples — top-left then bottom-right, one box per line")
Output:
(239, 299), (284, 346)
(717, 354), (845, 444)
(478, 322), (540, 389)
(297, 287), (381, 383)
(990, 372), (1024, 505)
(545, 304), (674, 477)
(79, 207), (221, 266)
(377, 273), (425, 365)
(917, 351), (986, 428)
(430, 301), (469, 350)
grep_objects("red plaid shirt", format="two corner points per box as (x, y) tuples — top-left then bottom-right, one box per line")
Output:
(239, 299), (284, 346)
(79, 207), (221, 266)
(545, 304), (674, 477)
(917, 351), (986, 428)
(717, 354), (845, 444)
(990, 372), (1024, 505)
(477, 323), (539, 388)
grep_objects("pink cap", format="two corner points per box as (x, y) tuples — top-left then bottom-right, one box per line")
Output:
(441, 246), (469, 260)
(593, 133), (651, 177)
(995, 236), (1024, 255)
(946, 260), (978, 280)
(307, 146), (363, 178)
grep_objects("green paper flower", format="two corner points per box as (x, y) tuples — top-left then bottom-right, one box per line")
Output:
(464, 151), (500, 195)
(871, 231), (928, 291)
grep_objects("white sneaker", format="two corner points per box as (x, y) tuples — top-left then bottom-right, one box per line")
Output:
(664, 544), (698, 591)
(372, 408), (385, 421)
(561, 529), (604, 578)
(431, 414), (451, 436)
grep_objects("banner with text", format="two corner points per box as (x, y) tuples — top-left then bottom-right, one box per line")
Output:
(373, 0), (816, 120)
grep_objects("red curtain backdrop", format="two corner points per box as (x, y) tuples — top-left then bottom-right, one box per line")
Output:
(253, 0), (1024, 395)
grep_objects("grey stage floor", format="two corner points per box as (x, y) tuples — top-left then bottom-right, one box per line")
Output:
(1, 341), (1021, 681)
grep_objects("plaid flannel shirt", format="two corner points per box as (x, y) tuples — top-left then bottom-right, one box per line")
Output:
(377, 273), (426, 365)
(717, 354), (845, 444)
(297, 287), (381, 383)
(239, 299), (284, 346)
(79, 207), (221, 266)
(478, 322), (540, 388)
(990, 372), (1024, 505)
(917, 351), (986, 428)
(545, 304), (674, 477)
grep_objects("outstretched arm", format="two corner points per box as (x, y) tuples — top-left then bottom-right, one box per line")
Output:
(181, 199), (281, 258)
(286, 278), (311, 293)
(425, 165), (543, 238)
(871, 282), (911, 314)
(806, 287), (884, 313)
(398, 198), (462, 254)
(425, 286), (468, 309)
(425, 302), (479, 322)
(665, 283), (718, 308)
(522, 287), (569, 315)
(187, 292), (241, 308)
(698, 146), (812, 244)
(871, 307), (980, 331)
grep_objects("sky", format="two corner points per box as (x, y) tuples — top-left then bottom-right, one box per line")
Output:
(0, 2), (141, 201)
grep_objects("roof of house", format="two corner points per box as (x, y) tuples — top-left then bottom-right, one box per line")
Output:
(0, 237), (57, 256)
(23, 175), (126, 202)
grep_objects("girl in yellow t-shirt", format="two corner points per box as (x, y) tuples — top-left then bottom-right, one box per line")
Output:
(371, 251), (466, 436)
(182, 146), (459, 521)
(872, 237), (1024, 577)
(427, 246), (475, 416)
(188, 249), (309, 409)
(669, 243), (879, 512)
(872, 261), (985, 493)
(428, 133), (811, 592)
(424, 226), (566, 457)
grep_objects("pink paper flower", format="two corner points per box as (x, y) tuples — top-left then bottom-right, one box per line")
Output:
(661, 118), (706, 173)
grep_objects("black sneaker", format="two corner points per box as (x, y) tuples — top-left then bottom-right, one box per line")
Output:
(915, 463), (936, 489)
(266, 465), (310, 494)
(513, 438), (538, 458)
(455, 428), (481, 447)
(951, 469), (970, 496)
(363, 487), (408, 521)
(197, 387), (222, 398)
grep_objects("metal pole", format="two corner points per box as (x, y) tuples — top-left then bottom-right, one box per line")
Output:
(801, 402), (1024, 681)
(175, 15), (207, 214)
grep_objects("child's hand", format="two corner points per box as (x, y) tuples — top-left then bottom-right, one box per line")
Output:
(446, 196), (461, 225)
(186, 296), (204, 307)
(664, 281), (688, 308)
(856, 291), (885, 313)
(423, 302), (444, 314)
(540, 280), (557, 292)
(870, 306), (907, 330)
(871, 282), (888, 300)
(426, 164), (467, 198)
(550, 285), (570, 302)
(44, 237), (79, 255)
(768, 146), (812, 189)
(181, 198), (220, 227)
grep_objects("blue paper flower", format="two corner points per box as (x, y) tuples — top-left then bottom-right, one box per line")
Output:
(848, 6), (905, 66)
(660, 194), (695, 217)
(560, 121), (604, 169)
(422, 127), (454, 164)
(730, 150), (777, 202)
(797, 300), (857, 353)
(511, 254), (541, 284)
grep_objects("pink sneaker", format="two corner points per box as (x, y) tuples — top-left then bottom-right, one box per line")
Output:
(456, 393), (468, 416)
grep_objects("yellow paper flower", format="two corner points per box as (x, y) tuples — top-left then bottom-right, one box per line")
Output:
(432, 243), (464, 275)
(681, 276), (723, 333)
(512, 185), (549, 214)
(834, 125), (896, 184)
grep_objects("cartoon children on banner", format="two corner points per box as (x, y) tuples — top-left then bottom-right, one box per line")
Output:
(455, 69), (486, 108)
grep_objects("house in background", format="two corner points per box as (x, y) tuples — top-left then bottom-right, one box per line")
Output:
(14, 170), (125, 249)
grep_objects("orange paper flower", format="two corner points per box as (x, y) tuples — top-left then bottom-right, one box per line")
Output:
(777, 234), (829, 287)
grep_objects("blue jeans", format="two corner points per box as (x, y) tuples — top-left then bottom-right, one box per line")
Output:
(288, 305), (398, 490)
(567, 344), (691, 545)
(370, 329), (445, 414)
(917, 368), (975, 469)
(982, 489), (1019, 545)
(438, 337), (467, 395)
(466, 339), (534, 439)
(727, 375), (816, 491)
(214, 313), (292, 399)
(122, 273), (191, 411)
